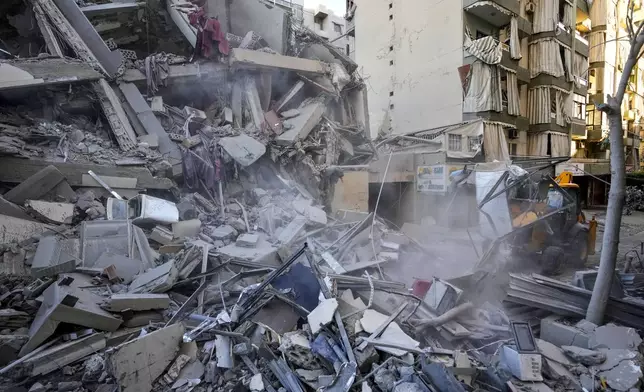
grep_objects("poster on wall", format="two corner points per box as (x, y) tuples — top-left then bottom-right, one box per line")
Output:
(417, 165), (447, 192)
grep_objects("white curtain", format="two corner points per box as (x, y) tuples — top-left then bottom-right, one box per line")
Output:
(563, 1), (575, 30)
(464, 62), (503, 113)
(573, 53), (586, 83)
(506, 71), (520, 116)
(483, 122), (510, 162)
(510, 17), (522, 60)
(529, 39), (565, 78)
(528, 87), (551, 124)
(528, 133), (549, 156)
(555, 90), (570, 126)
(464, 35), (503, 64)
(588, 31), (605, 63)
(590, 0), (607, 27)
(563, 47), (574, 82)
(550, 132), (570, 157)
(533, 0), (559, 33)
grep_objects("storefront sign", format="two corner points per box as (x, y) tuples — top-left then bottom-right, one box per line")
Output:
(417, 165), (447, 192)
(556, 163), (585, 176)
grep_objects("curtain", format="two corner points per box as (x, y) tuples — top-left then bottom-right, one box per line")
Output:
(590, 0), (607, 27)
(528, 133), (549, 156)
(555, 90), (569, 126)
(510, 17), (522, 60)
(528, 87), (551, 124)
(563, 47), (574, 82)
(550, 132), (570, 157)
(533, 0), (558, 33)
(464, 35), (503, 65)
(464, 62), (503, 113)
(483, 122), (510, 162)
(529, 39), (565, 78)
(588, 31), (605, 63)
(563, 1), (575, 30)
(506, 70), (520, 116)
(573, 53), (586, 83)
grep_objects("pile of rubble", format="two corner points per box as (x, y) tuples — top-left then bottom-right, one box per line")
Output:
(0, 0), (643, 391)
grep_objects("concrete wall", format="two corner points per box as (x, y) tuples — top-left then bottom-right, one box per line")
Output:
(302, 6), (347, 51)
(355, 0), (463, 138)
(228, 0), (289, 54)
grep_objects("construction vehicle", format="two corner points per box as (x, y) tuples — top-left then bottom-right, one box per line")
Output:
(478, 167), (597, 275)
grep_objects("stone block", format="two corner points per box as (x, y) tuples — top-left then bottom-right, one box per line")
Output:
(540, 316), (590, 348)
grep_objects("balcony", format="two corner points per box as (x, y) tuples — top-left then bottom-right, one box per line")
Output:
(571, 119), (587, 138)
(463, 0), (532, 35)
(346, 18), (355, 37)
(529, 119), (572, 134)
(463, 109), (529, 130)
(463, 47), (530, 83)
(529, 74), (587, 96)
(530, 24), (589, 57)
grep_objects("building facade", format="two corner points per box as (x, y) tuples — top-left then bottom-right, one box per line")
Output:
(350, 0), (591, 165)
(302, 4), (350, 54)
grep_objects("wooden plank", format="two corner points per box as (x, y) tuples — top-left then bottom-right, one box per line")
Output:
(0, 158), (175, 190)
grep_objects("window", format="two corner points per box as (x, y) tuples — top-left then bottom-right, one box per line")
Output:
(390, 60), (394, 65)
(389, 3), (392, 9)
(389, 104), (394, 109)
(573, 93), (586, 120)
(508, 143), (518, 156)
(346, 44), (350, 56)
(333, 22), (342, 34)
(468, 135), (482, 152)
(389, 45), (394, 52)
(448, 134), (462, 151)
(389, 14), (393, 20)
(389, 91), (394, 96)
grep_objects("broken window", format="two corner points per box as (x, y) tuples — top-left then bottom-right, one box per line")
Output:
(333, 22), (343, 34)
(448, 134), (462, 151)
(468, 135), (482, 152)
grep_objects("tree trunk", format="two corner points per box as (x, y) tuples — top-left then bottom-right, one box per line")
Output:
(586, 104), (626, 324)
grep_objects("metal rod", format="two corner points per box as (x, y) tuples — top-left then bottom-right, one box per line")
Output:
(87, 170), (123, 199)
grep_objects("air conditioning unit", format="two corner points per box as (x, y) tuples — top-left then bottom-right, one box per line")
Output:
(525, 1), (536, 13)
(508, 129), (519, 139)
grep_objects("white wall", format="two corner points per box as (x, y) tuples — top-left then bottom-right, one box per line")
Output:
(302, 6), (347, 51)
(355, 0), (463, 138)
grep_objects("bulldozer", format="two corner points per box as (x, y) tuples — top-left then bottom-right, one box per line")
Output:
(477, 167), (597, 275)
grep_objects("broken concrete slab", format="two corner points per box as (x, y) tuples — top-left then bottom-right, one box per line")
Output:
(230, 49), (328, 75)
(0, 158), (174, 190)
(360, 310), (419, 357)
(236, 233), (259, 248)
(80, 2), (143, 16)
(93, 254), (144, 284)
(540, 316), (590, 348)
(172, 219), (202, 239)
(149, 226), (173, 245)
(0, 59), (101, 90)
(3, 165), (74, 205)
(31, 236), (77, 278)
(211, 225), (238, 241)
(0, 196), (36, 222)
(305, 206), (328, 227)
(25, 200), (74, 224)
(588, 325), (643, 350)
(217, 237), (278, 265)
(81, 174), (138, 189)
(52, 0), (123, 77)
(276, 217), (307, 246)
(561, 346), (606, 366)
(105, 294), (170, 312)
(94, 79), (138, 152)
(599, 355), (642, 391)
(0, 334), (28, 366)
(25, 333), (106, 376)
(0, 215), (52, 246)
(276, 101), (327, 146)
(229, 0), (287, 53)
(128, 260), (178, 294)
(21, 274), (122, 356)
(107, 323), (184, 392)
(535, 339), (572, 366)
(119, 83), (183, 178)
(308, 298), (338, 335)
(218, 134), (266, 167)
(0, 309), (31, 329)
(275, 81), (305, 113)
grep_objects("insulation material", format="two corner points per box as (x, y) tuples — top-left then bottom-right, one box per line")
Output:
(464, 35), (502, 65)
(528, 87), (551, 125)
(510, 17), (522, 60)
(464, 62), (502, 113)
(533, 0), (559, 33)
(528, 133), (548, 156)
(529, 39), (565, 78)
(483, 122), (510, 162)
(505, 70), (520, 116)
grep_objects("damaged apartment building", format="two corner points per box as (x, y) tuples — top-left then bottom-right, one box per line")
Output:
(352, 0), (594, 222)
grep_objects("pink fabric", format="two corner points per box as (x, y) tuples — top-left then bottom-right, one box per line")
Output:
(188, 8), (230, 57)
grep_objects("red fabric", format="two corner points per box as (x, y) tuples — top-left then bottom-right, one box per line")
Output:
(188, 8), (230, 58)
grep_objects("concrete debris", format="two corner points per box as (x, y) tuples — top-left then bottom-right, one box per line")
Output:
(1, 1), (643, 392)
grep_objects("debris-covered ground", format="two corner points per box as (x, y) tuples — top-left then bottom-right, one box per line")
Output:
(0, 0), (643, 391)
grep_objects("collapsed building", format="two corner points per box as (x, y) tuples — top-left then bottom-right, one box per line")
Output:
(0, 0), (643, 391)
